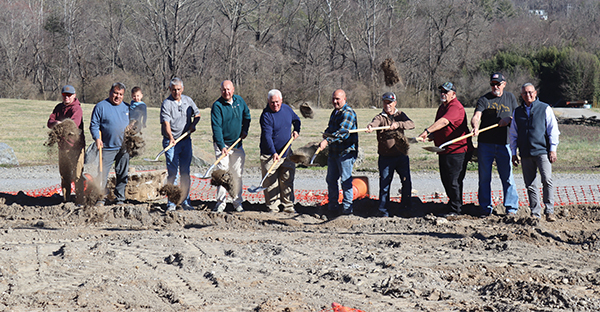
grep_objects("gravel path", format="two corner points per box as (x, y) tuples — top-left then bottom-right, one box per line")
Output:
(2, 165), (599, 198)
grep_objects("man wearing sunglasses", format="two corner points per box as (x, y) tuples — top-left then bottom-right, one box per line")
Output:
(470, 72), (519, 218)
(47, 85), (86, 205)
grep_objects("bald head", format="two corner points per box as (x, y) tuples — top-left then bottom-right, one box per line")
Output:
(332, 89), (346, 110)
(221, 80), (234, 101)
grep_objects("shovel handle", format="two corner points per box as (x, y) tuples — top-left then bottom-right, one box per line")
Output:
(348, 126), (390, 133)
(439, 124), (499, 149)
(98, 131), (103, 174)
(214, 137), (242, 165)
(265, 136), (295, 176)
(153, 131), (190, 160)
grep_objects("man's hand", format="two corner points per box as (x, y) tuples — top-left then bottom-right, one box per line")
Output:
(168, 137), (176, 147)
(389, 122), (399, 130)
(365, 125), (373, 133)
(471, 127), (480, 136)
(549, 151), (557, 163)
(221, 147), (229, 155)
(512, 155), (520, 167)
(273, 153), (281, 163)
(319, 139), (328, 151)
(498, 116), (512, 127)
(292, 131), (299, 140)
(417, 131), (430, 142)
(95, 138), (103, 149)
(189, 124), (197, 134)
(240, 132), (248, 139)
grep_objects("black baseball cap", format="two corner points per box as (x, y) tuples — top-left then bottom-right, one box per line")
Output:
(490, 72), (505, 83)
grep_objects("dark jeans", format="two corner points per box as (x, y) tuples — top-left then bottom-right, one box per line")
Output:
(439, 152), (469, 213)
(378, 154), (412, 214)
(101, 148), (129, 202)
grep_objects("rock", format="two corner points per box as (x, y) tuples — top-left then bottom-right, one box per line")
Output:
(191, 155), (209, 167)
(0, 143), (18, 166)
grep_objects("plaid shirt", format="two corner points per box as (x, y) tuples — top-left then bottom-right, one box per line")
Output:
(324, 103), (358, 155)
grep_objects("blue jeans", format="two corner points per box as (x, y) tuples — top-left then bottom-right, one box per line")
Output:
(100, 148), (129, 202)
(477, 143), (519, 214)
(163, 137), (192, 206)
(326, 151), (357, 213)
(378, 154), (412, 214)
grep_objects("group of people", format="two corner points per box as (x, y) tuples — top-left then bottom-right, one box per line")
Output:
(47, 73), (559, 222)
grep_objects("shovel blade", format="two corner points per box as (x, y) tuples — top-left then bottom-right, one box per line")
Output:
(143, 158), (160, 162)
(422, 146), (445, 153)
(248, 186), (265, 193)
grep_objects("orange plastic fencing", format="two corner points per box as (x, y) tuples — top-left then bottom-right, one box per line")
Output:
(5, 175), (600, 208)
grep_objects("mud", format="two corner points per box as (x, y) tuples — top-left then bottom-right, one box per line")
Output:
(44, 118), (80, 148)
(211, 169), (238, 197)
(159, 184), (182, 205)
(380, 58), (401, 87)
(299, 102), (314, 119)
(123, 120), (146, 158)
(0, 193), (599, 311)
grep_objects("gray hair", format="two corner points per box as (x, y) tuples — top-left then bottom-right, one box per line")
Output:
(170, 77), (183, 88)
(111, 82), (126, 92)
(521, 82), (535, 91)
(267, 89), (282, 101)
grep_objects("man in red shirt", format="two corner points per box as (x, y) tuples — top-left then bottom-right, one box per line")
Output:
(47, 85), (86, 205)
(418, 82), (472, 216)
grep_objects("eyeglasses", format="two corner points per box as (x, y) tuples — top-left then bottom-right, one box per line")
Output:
(490, 82), (503, 87)
(522, 91), (536, 95)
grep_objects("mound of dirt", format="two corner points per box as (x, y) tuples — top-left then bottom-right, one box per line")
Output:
(210, 169), (238, 197)
(380, 58), (401, 87)
(123, 121), (145, 158)
(159, 184), (182, 205)
(45, 119), (80, 148)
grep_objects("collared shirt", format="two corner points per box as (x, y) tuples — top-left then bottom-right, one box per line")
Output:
(324, 103), (358, 155)
(160, 95), (200, 139)
(509, 98), (560, 156)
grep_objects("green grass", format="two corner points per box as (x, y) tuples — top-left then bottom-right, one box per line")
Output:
(0, 99), (598, 172)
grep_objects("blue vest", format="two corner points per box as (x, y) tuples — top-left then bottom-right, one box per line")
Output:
(514, 99), (549, 157)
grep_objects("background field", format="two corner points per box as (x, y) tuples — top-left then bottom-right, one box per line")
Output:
(1, 99), (598, 172)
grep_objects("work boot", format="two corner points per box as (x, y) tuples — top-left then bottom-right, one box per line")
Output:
(546, 213), (556, 222)
(214, 202), (226, 213)
(282, 207), (296, 213)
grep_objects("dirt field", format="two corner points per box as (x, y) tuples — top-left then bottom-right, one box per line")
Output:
(1, 191), (599, 312)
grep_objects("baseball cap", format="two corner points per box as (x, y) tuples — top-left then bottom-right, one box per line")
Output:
(382, 92), (396, 102)
(61, 85), (76, 94)
(490, 72), (505, 83)
(439, 82), (456, 92)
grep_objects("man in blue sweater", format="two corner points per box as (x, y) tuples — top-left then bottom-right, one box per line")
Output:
(259, 89), (301, 213)
(89, 82), (130, 205)
(211, 80), (251, 212)
(510, 83), (560, 222)
(319, 89), (358, 215)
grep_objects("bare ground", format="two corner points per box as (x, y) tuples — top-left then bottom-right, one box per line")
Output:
(0, 192), (599, 311)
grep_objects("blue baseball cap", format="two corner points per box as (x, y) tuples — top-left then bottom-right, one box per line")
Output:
(439, 82), (456, 92)
(61, 85), (76, 94)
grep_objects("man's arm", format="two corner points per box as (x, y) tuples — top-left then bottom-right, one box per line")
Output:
(393, 112), (415, 130)
(241, 98), (251, 139)
(163, 121), (175, 146)
(509, 111), (519, 166)
(546, 106), (560, 163)
(328, 109), (355, 144)
(417, 118), (450, 140)
(471, 111), (482, 135)
(47, 106), (60, 129)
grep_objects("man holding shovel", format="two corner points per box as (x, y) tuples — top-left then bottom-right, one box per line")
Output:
(471, 72), (519, 217)
(259, 89), (301, 213)
(319, 89), (358, 215)
(366, 92), (415, 217)
(211, 80), (251, 212)
(89, 82), (130, 205)
(47, 85), (85, 205)
(418, 82), (472, 217)
(160, 78), (201, 211)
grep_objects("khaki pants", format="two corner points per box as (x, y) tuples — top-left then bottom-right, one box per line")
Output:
(58, 147), (85, 204)
(260, 154), (295, 211)
(214, 143), (245, 208)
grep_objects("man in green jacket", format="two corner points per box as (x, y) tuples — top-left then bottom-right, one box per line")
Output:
(210, 80), (251, 212)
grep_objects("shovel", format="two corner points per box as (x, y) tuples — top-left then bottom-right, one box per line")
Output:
(248, 136), (295, 193)
(309, 146), (323, 165)
(197, 137), (242, 179)
(423, 124), (499, 153)
(144, 131), (190, 162)
(322, 126), (390, 138)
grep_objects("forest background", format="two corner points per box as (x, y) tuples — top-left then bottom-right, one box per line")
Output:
(1, 0), (599, 109)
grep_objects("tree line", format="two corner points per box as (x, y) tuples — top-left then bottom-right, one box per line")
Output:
(1, 0), (599, 109)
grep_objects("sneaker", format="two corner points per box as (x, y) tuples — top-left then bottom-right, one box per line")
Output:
(167, 203), (176, 211)
(267, 207), (279, 213)
(234, 204), (244, 212)
(546, 213), (556, 222)
(181, 202), (194, 211)
(213, 202), (226, 212)
(95, 200), (105, 207)
(282, 207), (296, 214)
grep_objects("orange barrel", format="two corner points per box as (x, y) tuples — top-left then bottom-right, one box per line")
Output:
(320, 176), (370, 205)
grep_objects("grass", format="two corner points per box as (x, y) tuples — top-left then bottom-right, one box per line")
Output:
(0, 98), (598, 173)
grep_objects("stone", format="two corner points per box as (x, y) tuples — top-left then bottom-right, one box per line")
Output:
(0, 143), (18, 166)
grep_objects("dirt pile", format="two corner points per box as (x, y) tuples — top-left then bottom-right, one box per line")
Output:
(159, 184), (182, 205)
(299, 102), (314, 119)
(44, 118), (80, 148)
(380, 58), (401, 87)
(210, 169), (238, 197)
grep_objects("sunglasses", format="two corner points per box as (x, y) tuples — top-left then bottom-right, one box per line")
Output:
(490, 82), (503, 87)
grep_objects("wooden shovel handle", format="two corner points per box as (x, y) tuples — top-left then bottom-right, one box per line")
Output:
(213, 137), (242, 166)
(98, 131), (103, 174)
(265, 136), (295, 176)
(348, 126), (390, 133)
(439, 124), (499, 149)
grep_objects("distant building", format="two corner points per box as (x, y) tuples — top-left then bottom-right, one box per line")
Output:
(529, 9), (548, 20)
